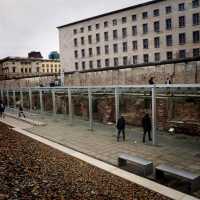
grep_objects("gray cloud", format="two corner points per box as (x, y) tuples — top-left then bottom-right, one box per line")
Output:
(0, 0), (147, 59)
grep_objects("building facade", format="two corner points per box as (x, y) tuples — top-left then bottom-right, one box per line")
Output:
(0, 57), (61, 79)
(58, 0), (200, 72)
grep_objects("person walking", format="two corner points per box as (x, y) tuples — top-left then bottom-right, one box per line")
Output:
(18, 104), (25, 118)
(116, 115), (126, 142)
(0, 100), (5, 118)
(142, 113), (152, 143)
(148, 77), (155, 85)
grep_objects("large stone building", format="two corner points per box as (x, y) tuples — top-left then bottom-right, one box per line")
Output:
(58, 0), (200, 72)
(0, 57), (61, 79)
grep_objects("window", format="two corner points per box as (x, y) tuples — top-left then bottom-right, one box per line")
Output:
(105, 59), (110, 67)
(179, 50), (186, 59)
(132, 26), (137, 36)
(88, 25), (92, 31)
(166, 6), (172, 14)
(12, 67), (16, 73)
(97, 60), (101, 68)
(74, 50), (78, 58)
(96, 24), (100, 29)
(73, 29), (77, 34)
(166, 35), (173, 46)
(82, 61), (85, 70)
(132, 41), (137, 50)
(89, 48), (93, 57)
(36, 67), (39, 73)
(96, 33), (100, 42)
(88, 35), (92, 44)
(154, 53), (160, 62)
(80, 27), (84, 33)
(192, 0), (200, 8)
(178, 3), (185, 11)
(113, 19), (117, 26)
(132, 14), (137, 21)
(25, 68), (27, 73)
(123, 42), (128, 52)
(89, 61), (93, 69)
(29, 68), (31, 73)
(81, 37), (84, 45)
(123, 56), (128, 65)
(122, 17), (127, 23)
(104, 32), (109, 41)
(193, 13), (200, 25)
(154, 21), (160, 32)
(154, 37), (160, 48)
(179, 33), (186, 45)
(96, 46), (101, 55)
(113, 30), (118, 39)
(104, 21), (108, 27)
(143, 39), (149, 49)
(143, 24), (148, 34)
(105, 45), (109, 54)
(74, 38), (78, 47)
(179, 16), (185, 28)
(113, 44), (118, 53)
(133, 55), (138, 64)
(143, 54), (149, 63)
(167, 51), (173, 60)
(153, 9), (159, 16)
(81, 49), (85, 58)
(122, 28), (127, 38)
(142, 12), (148, 19)
(75, 62), (78, 70)
(114, 57), (119, 66)
(193, 48), (200, 57)
(166, 18), (172, 30)
(193, 31), (200, 43)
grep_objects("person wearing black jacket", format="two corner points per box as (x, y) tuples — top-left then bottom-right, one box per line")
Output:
(116, 115), (126, 142)
(142, 113), (152, 143)
(0, 100), (5, 118)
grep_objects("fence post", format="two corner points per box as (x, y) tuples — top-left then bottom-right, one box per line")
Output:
(68, 88), (73, 125)
(39, 90), (43, 113)
(52, 90), (56, 115)
(152, 85), (158, 146)
(88, 88), (93, 131)
(29, 88), (32, 112)
(115, 87), (120, 136)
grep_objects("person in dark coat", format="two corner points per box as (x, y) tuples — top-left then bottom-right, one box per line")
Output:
(116, 115), (126, 142)
(0, 100), (5, 118)
(148, 77), (155, 85)
(142, 113), (152, 143)
(18, 104), (25, 118)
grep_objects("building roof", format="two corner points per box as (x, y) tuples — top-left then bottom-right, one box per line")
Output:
(57, 0), (166, 29)
(0, 57), (60, 63)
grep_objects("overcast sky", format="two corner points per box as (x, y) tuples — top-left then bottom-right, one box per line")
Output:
(0, 0), (148, 59)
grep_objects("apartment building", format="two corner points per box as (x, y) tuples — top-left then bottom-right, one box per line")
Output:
(0, 57), (61, 78)
(58, 0), (200, 72)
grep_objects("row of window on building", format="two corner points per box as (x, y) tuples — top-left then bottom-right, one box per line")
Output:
(6, 67), (61, 73)
(73, 13), (200, 47)
(74, 48), (200, 70)
(73, 0), (200, 34)
(74, 31), (200, 59)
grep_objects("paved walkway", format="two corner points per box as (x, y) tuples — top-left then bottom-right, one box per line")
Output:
(4, 109), (200, 175)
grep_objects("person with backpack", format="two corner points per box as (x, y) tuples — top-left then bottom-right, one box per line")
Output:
(0, 100), (5, 118)
(116, 115), (126, 142)
(142, 113), (152, 143)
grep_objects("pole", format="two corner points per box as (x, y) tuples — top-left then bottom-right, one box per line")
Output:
(13, 90), (16, 108)
(52, 90), (56, 115)
(7, 90), (9, 108)
(115, 87), (120, 136)
(152, 85), (158, 145)
(88, 88), (93, 131)
(39, 90), (43, 113)
(20, 90), (24, 108)
(68, 88), (73, 125)
(29, 88), (32, 112)
(1, 89), (3, 102)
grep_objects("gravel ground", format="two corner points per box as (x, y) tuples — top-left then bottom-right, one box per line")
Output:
(0, 122), (171, 200)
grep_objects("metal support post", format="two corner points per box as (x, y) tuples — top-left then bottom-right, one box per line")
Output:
(52, 90), (56, 115)
(115, 87), (120, 136)
(88, 88), (93, 131)
(29, 88), (32, 112)
(6, 90), (9, 107)
(1, 89), (3, 102)
(68, 88), (73, 125)
(13, 90), (16, 108)
(152, 85), (158, 146)
(20, 90), (23, 108)
(39, 90), (43, 113)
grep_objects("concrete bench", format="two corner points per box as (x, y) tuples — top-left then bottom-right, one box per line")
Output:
(118, 153), (153, 176)
(155, 164), (200, 192)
